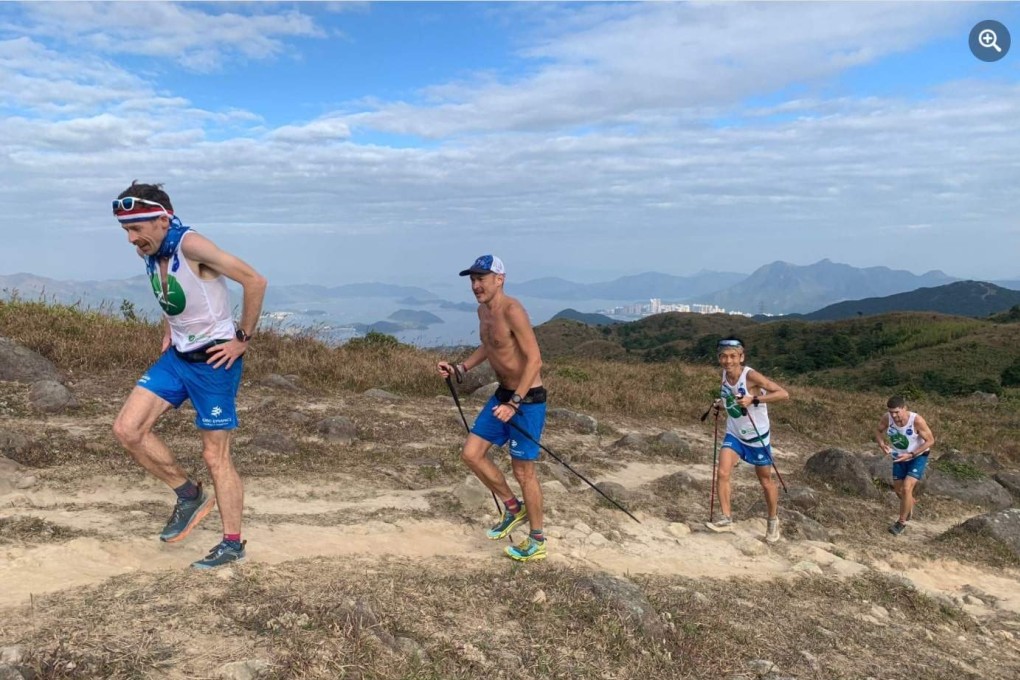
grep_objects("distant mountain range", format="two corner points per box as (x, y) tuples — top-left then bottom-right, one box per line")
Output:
(5, 262), (1018, 328)
(796, 280), (1020, 321)
(511, 270), (746, 301)
(699, 259), (957, 314)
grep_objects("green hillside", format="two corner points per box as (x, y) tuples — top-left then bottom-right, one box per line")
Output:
(538, 310), (1020, 398)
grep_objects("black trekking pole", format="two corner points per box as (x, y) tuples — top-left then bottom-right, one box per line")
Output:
(444, 375), (514, 542)
(709, 405), (720, 522)
(741, 406), (788, 493)
(505, 419), (641, 524)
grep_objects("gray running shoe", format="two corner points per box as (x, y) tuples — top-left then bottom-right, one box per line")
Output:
(765, 517), (781, 544)
(191, 540), (246, 570)
(889, 521), (907, 536)
(706, 515), (734, 532)
(160, 484), (215, 543)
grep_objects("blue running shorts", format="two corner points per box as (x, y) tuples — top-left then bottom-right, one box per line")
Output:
(892, 452), (929, 481)
(471, 395), (547, 461)
(137, 349), (243, 430)
(722, 433), (774, 467)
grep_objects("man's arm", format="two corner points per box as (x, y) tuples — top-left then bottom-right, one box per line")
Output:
(506, 301), (542, 400)
(913, 415), (935, 457)
(438, 345), (487, 380)
(181, 233), (267, 368)
(876, 414), (892, 454)
(743, 370), (789, 406)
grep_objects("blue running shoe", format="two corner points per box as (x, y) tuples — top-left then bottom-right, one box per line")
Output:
(191, 540), (246, 570)
(487, 505), (528, 540)
(160, 483), (216, 543)
(505, 536), (547, 562)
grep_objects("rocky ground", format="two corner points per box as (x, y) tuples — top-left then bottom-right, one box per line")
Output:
(1, 366), (1020, 679)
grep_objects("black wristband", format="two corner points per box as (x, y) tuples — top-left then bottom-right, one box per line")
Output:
(752, 396), (760, 407)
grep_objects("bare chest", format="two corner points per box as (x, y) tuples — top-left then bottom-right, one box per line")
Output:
(479, 314), (513, 350)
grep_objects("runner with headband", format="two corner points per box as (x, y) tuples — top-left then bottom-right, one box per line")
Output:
(706, 336), (789, 543)
(111, 181), (267, 569)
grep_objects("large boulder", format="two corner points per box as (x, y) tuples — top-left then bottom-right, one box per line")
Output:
(28, 380), (78, 413)
(804, 448), (881, 499)
(652, 431), (693, 458)
(925, 464), (1012, 511)
(547, 408), (597, 435)
(0, 337), (61, 383)
(451, 362), (498, 395)
(994, 472), (1020, 502)
(945, 508), (1020, 559)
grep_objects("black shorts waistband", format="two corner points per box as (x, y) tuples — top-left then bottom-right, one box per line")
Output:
(173, 339), (229, 363)
(495, 385), (547, 404)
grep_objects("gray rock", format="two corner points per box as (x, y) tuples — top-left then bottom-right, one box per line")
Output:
(938, 450), (1002, 475)
(468, 381), (499, 403)
(547, 408), (597, 434)
(993, 471), (1020, 502)
(0, 664), (24, 680)
(452, 475), (494, 512)
(363, 388), (401, 401)
(575, 573), (665, 640)
(866, 453), (895, 489)
(970, 391), (998, 404)
(653, 471), (700, 494)
(0, 433), (29, 457)
(446, 361), (497, 395)
(591, 481), (632, 503)
(0, 646), (25, 664)
(948, 508), (1020, 559)
(250, 432), (297, 454)
(612, 433), (647, 450)
(314, 416), (358, 444)
(0, 336), (61, 383)
(785, 486), (819, 512)
(653, 431), (692, 457)
(260, 374), (299, 390)
(804, 448), (881, 499)
(925, 470), (1011, 511)
(214, 659), (271, 680)
(28, 380), (77, 413)
(778, 507), (830, 542)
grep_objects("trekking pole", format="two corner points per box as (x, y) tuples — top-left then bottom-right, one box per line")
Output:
(505, 419), (641, 524)
(709, 405), (720, 522)
(444, 375), (514, 542)
(741, 405), (788, 493)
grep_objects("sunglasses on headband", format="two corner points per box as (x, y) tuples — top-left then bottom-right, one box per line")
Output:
(717, 339), (743, 348)
(112, 197), (168, 213)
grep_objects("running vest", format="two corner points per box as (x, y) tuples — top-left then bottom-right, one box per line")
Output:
(721, 366), (771, 446)
(146, 231), (234, 352)
(886, 412), (925, 455)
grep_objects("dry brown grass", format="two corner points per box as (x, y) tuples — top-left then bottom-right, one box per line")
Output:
(3, 558), (1010, 680)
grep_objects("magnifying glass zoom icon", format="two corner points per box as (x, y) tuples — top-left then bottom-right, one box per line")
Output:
(979, 28), (1003, 53)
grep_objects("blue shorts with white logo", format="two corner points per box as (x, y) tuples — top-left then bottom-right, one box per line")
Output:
(471, 395), (547, 461)
(722, 433), (773, 467)
(893, 452), (929, 481)
(137, 349), (243, 430)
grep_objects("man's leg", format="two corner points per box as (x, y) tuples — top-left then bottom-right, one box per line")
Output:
(201, 429), (243, 535)
(113, 387), (185, 487)
(754, 464), (779, 519)
(715, 448), (740, 517)
(461, 434), (515, 500)
(899, 477), (917, 523)
(511, 459), (543, 534)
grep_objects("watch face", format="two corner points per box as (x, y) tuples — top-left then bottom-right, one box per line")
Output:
(511, 395), (522, 404)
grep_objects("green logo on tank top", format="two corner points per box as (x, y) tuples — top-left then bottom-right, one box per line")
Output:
(724, 394), (743, 418)
(150, 274), (187, 316)
(888, 432), (909, 450)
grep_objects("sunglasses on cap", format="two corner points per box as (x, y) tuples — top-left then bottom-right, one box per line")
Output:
(717, 339), (743, 348)
(112, 197), (168, 213)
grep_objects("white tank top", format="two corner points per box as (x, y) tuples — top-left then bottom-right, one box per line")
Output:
(148, 232), (235, 352)
(721, 366), (771, 446)
(886, 412), (925, 455)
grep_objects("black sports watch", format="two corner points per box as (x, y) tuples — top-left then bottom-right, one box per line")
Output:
(510, 394), (523, 407)
(236, 329), (251, 342)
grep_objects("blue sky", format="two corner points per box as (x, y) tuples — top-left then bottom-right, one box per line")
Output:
(1, 1), (1018, 286)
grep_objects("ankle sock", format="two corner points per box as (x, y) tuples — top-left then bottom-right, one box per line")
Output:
(529, 528), (545, 542)
(223, 534), (242, 548)
(503, 497), (521, 514)
(174, 480), (200, 501)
